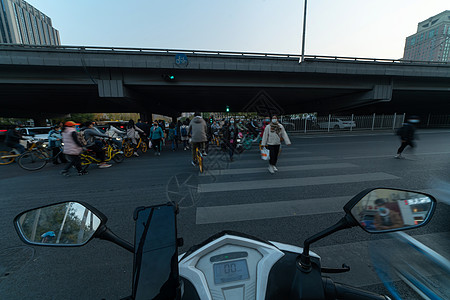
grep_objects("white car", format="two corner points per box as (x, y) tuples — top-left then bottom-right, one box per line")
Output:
(18, 127), (51, 145)
(318, 118), (356, 129)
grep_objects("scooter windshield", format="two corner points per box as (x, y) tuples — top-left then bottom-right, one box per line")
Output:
(133, 204), (179, 300)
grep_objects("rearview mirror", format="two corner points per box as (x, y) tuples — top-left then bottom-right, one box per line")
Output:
(14, 202), (105, 246)
(345, 188), (436, 233)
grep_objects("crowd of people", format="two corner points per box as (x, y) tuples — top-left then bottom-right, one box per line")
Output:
(4, 114), (424, 176)
(185, 112), (291, 174)
(3, 114), (295, 175)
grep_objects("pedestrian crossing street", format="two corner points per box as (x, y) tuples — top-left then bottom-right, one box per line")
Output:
(195, 147), (401, 225)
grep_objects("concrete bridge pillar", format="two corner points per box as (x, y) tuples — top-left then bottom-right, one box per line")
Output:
(139, 112), (153, 123)
(33, 117), (48, 127)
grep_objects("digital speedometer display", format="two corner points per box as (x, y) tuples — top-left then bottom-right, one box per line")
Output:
(213, 259), (250, 284)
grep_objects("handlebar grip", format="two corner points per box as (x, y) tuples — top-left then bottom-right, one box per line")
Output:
(323, 278), (390, 300)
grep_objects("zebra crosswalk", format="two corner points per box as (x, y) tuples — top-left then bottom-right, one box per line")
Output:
(195, 148), (402, 224)
(191, 147), (409, 290)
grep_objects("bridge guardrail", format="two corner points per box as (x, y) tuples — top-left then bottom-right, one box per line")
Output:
(1, 43), (448, 65)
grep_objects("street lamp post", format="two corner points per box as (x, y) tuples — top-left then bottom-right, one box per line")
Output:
(300, 0), (308, 63)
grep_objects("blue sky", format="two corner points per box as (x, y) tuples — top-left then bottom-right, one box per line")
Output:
(27, 0), (449, 59)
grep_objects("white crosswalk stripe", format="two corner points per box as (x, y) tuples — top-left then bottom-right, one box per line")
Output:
(200, 162), (357, 176)
(231, 156), (334, 164)
(198, 172), (399, 193)
(196, 196), (350, 224)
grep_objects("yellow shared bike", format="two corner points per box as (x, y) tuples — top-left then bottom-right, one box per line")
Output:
(123, 136), (148, 158)
(195, 148), (204, 173)
(0, 140), (51, 171)
(80, 139), (124, 170)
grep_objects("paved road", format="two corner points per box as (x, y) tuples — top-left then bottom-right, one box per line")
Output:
(1, 130), (449, 299)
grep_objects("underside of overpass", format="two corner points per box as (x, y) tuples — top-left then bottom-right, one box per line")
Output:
(2, 67), (449, 118)
(1, 46), (450, 119)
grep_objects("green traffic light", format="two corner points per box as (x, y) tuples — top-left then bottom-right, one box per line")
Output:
(226, 106), (230, 112)
(169, 75), (175, 80)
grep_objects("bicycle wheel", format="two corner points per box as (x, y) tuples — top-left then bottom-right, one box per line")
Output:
(140, 141), (148, 153)
(196, 150), (203, 173)
(18, 151), (47, 171)
(79, 155), (91, 171)
(198, 156), (203, 173)
(112, 153), (124, 163)
(0, 151), (16, 165)
(123, 143), (134, 158)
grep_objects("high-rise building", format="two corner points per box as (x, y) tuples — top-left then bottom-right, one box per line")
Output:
(0, 0), (60, 45)
(403, 10), (450, 62)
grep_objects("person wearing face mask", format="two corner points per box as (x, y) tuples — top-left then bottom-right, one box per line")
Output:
(150, 121), (164, 156)
(180, 120), (190, 150)
(221, 118), (239, 162)
(48, 125), (68, 164)
(5, 124), (25, 154)
(261, 115), (291, 174)
(127, 119), (145, 157)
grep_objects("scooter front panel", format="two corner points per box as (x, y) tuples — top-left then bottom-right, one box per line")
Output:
(179, 234), (284, 300)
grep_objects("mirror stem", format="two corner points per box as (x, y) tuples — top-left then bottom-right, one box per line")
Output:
(299, 215), (356, 271)
(96, 225), (134, 253)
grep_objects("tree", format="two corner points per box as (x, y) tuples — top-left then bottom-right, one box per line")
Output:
(67, 113), (95, 123)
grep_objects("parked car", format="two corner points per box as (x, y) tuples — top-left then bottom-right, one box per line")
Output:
(0, 126), (10, 141)
(18, 127), (52, 144)
(318, 118), (356, 129)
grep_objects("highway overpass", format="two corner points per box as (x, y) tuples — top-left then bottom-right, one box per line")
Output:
(0, 44), (449, 119)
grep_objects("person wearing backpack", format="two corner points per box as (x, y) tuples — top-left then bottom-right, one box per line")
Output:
(221, 119), (238, 162)
(61, 121), (86, 176)
(180, 120), (190, 151)
(395, 116), (419, 159)
(167, 122), (177, 151)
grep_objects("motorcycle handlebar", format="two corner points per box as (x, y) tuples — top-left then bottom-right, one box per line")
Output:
(322, 277), (390, 300)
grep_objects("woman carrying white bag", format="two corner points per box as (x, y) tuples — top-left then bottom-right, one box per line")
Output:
(261, 115), (291, 174)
